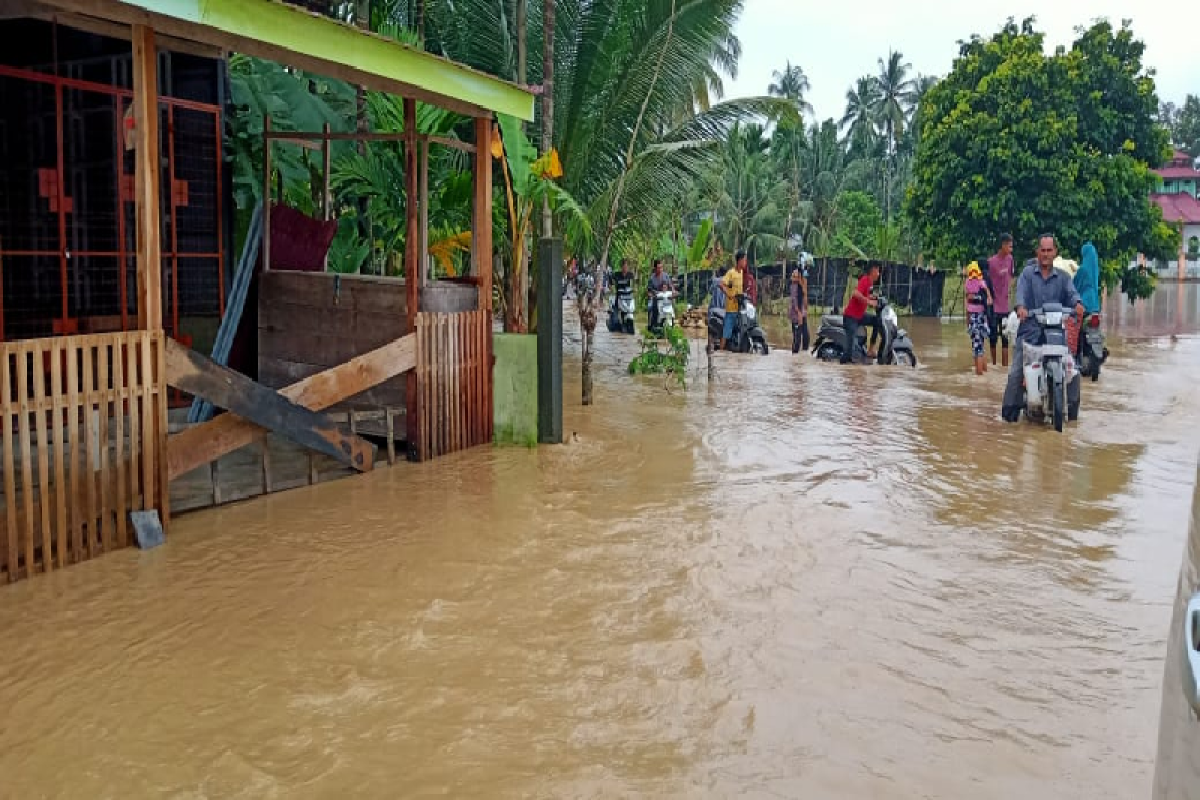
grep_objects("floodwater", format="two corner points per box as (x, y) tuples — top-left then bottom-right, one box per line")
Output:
(3, 286), (1200, 799)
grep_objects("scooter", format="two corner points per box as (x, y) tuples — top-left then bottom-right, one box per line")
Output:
(811, 296), (917, 366)
(649, 290), (677, 334)
(606, 292), (637, 334)
(1020, 303), (1077, 433)
(707, 296), (769, 354)
(1076, 311), (1108, 382)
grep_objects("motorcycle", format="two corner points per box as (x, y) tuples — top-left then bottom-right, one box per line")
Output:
(606, 292), (637, 335)
(650, 290), (677, 334)
(811, 296), (917, 367)
(707, 296), (769, 354)
(1020, 303), (1077, 433)
(1076, 311), (1109, 382)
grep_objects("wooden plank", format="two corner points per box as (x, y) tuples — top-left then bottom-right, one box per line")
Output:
(261, 434), (272, 494)
(82, 344), (98, 559)
(133, 25), (163, 332)
(112, 340), (128, 548)
(164, 339), (374, 473)
(96, 342), (110, 552)
(154, 334), (171, 528)
(386, 408), (396, 465)
(65, 343), (82, 562)
(2, 351), (18, 581)
(168, 333), (416, 479)
(50, 340), (68, 566)
(258, 270), (411, 316)
(139, 335), (157, 524)
(127, 339), (142, 514)
(405, 98), (420, 337)
(29, 342), (52, 571)
(14, 346), (35, 572)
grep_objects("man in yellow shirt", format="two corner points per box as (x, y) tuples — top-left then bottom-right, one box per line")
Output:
(719, 250), (747, 350)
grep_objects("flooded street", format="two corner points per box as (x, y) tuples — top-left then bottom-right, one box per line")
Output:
(4, 285), (1200, 799)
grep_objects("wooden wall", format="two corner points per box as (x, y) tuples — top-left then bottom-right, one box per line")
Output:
(258, 271), (476, 410)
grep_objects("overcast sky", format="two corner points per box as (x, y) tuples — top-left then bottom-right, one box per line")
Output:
(725, 0), (1197, 122)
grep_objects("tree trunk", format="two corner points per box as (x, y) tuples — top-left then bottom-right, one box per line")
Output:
(416, 0), (425, 44)
(540, 0), (555, 239)
(516, 0), (528, 87)
(585, 0), (676, 405)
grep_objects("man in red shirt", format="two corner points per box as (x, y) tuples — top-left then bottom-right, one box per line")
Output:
(841, 263), (882, 364)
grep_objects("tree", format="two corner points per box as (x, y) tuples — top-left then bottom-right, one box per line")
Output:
(873, 50), (915, 156)
(834, 190), (882, 256)
(1172, 95), (1200, 158)
(841, 76), (880, 159)
(769, 61), (814, 117)
(906, 18), (1178, 287)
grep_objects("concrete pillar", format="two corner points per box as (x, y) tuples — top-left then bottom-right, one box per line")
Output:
(537, 238), (563, 444)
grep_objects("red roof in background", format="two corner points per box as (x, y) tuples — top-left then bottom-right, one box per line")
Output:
(1157, 150), (1200, 179)
(1152, 193), (1200, 224)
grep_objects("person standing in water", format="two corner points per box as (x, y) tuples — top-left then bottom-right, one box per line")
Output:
(986, 234), (1015, 367)
(789, 268), (809, 354)
(964, 261), (994, 375)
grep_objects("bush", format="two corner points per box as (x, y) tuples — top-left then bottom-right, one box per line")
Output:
(628, 325), (690, 387)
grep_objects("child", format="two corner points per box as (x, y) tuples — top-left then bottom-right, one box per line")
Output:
(964, 261), (993, 375)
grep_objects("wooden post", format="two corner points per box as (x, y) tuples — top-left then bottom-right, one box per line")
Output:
(404, 98), (422, 460)
(132, 25), (162, 332)
(474, 116), (493, 312)
(262, 116), (272, 272)
(419, 138), (429, 287)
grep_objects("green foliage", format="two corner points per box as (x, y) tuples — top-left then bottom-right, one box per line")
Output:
(1120, 264), (1157, 303)
(834, 190), (882, 256)
(906, 18), (1177, 277)
(1161, 95), (1200, 158)
(628, 325), (690, 387)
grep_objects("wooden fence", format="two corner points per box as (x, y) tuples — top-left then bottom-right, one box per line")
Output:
(1, 331), (168, 583)
(413, 311), (492, 461)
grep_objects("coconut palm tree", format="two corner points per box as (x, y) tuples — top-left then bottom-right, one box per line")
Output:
(872, 49), (916, 156)
(769, 61), (814, 117)
(841, 75), (881, 159)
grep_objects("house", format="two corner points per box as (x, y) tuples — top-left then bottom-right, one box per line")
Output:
(1151, 150), (1200, 260)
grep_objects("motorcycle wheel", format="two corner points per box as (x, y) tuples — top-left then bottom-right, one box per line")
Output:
(1091, 355), (1100, 383)
(752, 338), (769, 355)
(893, 349), (915, 368)
(1051, 375), (1065, 433)
(623, 319), (635, 335)
(816, 343), (841, 362)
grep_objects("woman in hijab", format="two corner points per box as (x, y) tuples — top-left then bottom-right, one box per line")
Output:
(1075, 242), (1101, 315)
(964, 261), (993, 375)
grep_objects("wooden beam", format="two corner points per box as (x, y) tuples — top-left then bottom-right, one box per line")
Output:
(419, 137), (429, 288)
(264, 131), (476, 153)
(474, 116), (493, 312)
(404, 98), (421, 461)
(167, 332), (416, 479)
(164, 339), (374, 473)
(133, 24), (162, 331)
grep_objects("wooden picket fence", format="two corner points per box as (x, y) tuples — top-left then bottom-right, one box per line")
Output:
(0, 331), (169, 583)
(413, 310), (492, 461)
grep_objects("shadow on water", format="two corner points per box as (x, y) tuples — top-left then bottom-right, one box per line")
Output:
(0, 284), (1199, 798)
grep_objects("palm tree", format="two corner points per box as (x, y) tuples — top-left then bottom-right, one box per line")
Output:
(768, 61), (814, 117)
(872, 50), (916, 156)
(840, 75), (880, 158)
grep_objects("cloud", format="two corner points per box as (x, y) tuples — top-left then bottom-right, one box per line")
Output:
(727, 0), (1196, 120)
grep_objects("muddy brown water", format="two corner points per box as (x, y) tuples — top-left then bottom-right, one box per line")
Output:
(3, 286), (1200, 799)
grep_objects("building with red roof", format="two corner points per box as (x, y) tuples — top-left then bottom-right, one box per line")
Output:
(1151, 151), (1200, 260)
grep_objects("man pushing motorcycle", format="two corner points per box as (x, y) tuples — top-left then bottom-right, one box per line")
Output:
(1000, 234), (1087, 423)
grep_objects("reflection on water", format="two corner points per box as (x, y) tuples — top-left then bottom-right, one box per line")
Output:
(3, 285), (1200, 798)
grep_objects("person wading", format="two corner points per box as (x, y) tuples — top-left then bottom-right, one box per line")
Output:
(789, 268), (809, 354)
(841, 263), (882, 363)
(964, 261), (994, 375)
(718, 251), (747, 351)
(1001, 234), (1086, 422)
(986, 233), (1015, 367)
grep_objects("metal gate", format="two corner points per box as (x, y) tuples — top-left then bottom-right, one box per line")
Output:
(0, 61), (224, 344)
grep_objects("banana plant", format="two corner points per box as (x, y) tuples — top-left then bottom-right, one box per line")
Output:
(494, 112), (588, 333)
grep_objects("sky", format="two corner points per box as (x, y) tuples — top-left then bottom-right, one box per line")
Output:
(725, 0), (1197, 122)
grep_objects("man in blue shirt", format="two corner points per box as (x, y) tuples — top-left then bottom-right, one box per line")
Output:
(1001, 234), (1086, 423)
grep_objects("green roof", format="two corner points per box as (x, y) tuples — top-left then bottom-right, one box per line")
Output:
(49, 0), (535, 120)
